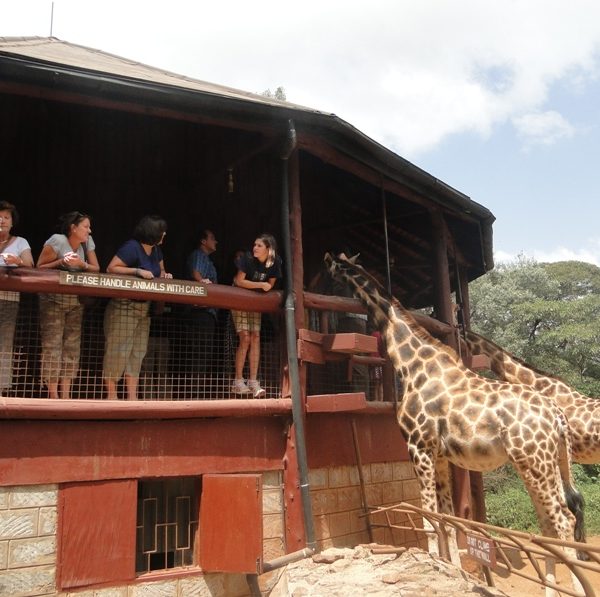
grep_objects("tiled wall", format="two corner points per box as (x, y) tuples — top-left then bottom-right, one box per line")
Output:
(261, 471), (286, 563)
(309, 461), (424, 550)
(0, 484), (58, 597)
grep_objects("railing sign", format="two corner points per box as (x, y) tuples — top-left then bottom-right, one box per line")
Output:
(59, 271), (207, 297)
(466, 533), (496, 567)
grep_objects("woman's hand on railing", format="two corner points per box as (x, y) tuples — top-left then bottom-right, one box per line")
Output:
(1, 253), (24, 267)
(136, 268), (154, 280)
(62, 251), (88, 270)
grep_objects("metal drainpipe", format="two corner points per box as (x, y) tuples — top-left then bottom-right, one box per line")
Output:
(280, 119), (317, 552)
(381, 184), (392, 295)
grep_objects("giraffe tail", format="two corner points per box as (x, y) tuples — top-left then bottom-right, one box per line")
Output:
(556, 411), (589, 560)
(565, 485), (589, 561)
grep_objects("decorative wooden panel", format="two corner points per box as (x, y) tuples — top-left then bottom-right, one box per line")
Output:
(58, 479), (137, 589)
(199, 474), (263, 574)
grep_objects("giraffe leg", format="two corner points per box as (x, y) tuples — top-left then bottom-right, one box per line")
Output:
(513, 462), (581, 597)
(409, 448), (441, 559)
(435, 458), (461, 567)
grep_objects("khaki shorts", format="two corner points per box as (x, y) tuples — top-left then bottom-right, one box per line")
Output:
(231, 309), (261, 332)
(103, 298), (151, 379)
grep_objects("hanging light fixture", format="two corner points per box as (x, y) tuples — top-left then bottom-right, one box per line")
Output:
(227, 167), (234, 193)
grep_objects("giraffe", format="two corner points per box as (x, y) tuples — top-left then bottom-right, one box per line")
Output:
(324, 253), (585, 595)
(464, 330), (600, 550)
(464, 330), (600, 465)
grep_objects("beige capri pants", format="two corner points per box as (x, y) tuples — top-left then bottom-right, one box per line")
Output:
(38, 293), (84, 385)
(231, 309), (261, 332)
(0, 298), (20, 390)
(103, 298), (151, 380)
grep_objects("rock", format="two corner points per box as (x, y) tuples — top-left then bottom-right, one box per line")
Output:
(381, 571), (402, 584)
(277, 545), (509, 596)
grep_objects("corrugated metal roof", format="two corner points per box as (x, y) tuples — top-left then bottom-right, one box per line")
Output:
(0, 36), (325, 114)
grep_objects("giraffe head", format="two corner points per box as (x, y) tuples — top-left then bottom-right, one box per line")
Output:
(324, 252), (376, 294)
(324, 252), (359, 277)
(324, 252), (397, 325)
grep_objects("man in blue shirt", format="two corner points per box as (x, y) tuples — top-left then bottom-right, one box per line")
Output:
(186, 229), (218, 378)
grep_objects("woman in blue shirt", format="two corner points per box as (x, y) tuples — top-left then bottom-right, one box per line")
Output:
(103, 215), (171, 400)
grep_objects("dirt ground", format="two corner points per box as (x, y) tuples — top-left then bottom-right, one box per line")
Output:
(489, 535), (600, 596)
(267, 537), (600, 596)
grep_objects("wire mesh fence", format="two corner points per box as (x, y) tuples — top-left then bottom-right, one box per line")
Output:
(1, 283), (395, 402)
(1, 292), (283, 400)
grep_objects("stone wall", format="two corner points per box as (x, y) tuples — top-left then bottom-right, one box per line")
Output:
(261, 471), (286, 563)
(309, 461), (424, 550)
(1, 467), (422, 596)
(0, 484), (58, 597)
(0, 472), (285, 597)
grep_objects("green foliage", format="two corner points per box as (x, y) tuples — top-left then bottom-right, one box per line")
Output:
(485, 468), (600, 535)
(486, 484), (539, 533)
(473, 257), (600, 531)
(260, 86), (287, 101)
(469, 256), (600, 395)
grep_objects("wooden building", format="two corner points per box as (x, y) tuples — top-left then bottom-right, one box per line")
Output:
(0, 37), (495, 596)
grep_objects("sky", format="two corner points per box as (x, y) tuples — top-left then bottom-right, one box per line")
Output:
(2, 0), (600, 265)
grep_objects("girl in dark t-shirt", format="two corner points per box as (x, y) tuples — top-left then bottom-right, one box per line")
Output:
(231, 233), (282, 397)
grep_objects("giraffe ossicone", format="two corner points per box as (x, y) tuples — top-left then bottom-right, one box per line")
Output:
(324, 252), (585, 596)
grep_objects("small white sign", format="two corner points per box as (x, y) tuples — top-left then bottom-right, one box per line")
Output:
(466, 533), (496, 567)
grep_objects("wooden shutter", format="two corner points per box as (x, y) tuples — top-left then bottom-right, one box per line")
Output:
(199, 474), (263, 573)
(58, 479), (137, 589)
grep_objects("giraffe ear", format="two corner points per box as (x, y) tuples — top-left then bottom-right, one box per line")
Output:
(348, 253), (360, 264)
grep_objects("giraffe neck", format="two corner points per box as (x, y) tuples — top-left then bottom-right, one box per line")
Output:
(340, 267), (456, 378)
(465, 331), (589, 407)
(466, 331), (539, 386)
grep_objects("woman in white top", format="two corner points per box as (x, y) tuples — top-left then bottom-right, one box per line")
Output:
(37, 212), (99, 399)
(0, 201), (33, 394)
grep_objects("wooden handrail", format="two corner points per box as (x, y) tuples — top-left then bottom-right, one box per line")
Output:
(303, 290), (453, 338)
(0, 267), (282, 313)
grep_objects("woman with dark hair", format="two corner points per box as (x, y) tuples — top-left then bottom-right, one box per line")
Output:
(0, 201), (34, 395)
(37, 211), (100, 399)
(103, 215), (172, 400)
(231, 233), (282, 398)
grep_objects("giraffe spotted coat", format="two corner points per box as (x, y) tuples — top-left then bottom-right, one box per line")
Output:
(465, 330), (600, 464)
(324, 253), (582, 569)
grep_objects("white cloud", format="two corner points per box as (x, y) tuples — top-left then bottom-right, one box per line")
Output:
(1, 0), (600, 158)
(495, 241), (600, 266)
(513, 111), (575, 148)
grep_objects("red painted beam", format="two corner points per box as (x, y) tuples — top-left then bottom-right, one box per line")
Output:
(0, 397), (292, 420)
(0, 418), (288, 485)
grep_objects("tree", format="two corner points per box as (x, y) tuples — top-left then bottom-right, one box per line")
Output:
(469, 256), (600, 395)
(260, 86), (287, 101)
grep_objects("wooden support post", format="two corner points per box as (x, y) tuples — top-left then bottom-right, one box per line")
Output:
(281, 149), (307, 401)
(458, 264), (488, 527)
(351, 418), (374, 542)
(431, 211), (472, 535)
